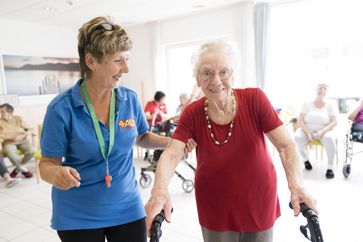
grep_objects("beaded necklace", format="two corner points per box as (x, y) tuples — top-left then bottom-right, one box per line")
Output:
(204, 90), (236, 145)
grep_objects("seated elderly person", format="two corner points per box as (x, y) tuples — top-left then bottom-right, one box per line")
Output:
(348, 97), (363, 125)
(294, 83), (339, 179)
(144, 91), (168, 127)
(0, 154), (22, 187)
(347, 97), (363, 142)
(174, 93), (189, 120)
(0, 103), (35, 178)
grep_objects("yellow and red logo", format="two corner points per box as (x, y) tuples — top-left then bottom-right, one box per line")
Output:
(118, 119), (136, 128)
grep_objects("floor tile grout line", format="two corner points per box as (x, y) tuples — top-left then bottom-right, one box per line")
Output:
(0, 209), (51, 231)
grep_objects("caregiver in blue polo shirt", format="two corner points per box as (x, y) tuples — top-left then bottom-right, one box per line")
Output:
(39, 16), (195, 242)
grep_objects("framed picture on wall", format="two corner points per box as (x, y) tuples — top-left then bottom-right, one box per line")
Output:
(2, 54), (80, 96)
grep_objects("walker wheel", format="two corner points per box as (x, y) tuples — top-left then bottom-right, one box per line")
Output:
(139, 174), (152, 188)
(343, 164), (351, 178)
(182, 179), (194, 193)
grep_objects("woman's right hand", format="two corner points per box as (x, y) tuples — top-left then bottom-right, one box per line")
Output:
(52, 166), (81, 190)
(144, 187), (173, 237)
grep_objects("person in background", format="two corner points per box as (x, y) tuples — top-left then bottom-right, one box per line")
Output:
(348, 97), (363, 125)
(144, 91), (168, 127)
(184, 83), (204, 108)
(143, 91), (169, 160)
(38, 16), (195, 242)
(174, 93), (189, 120)
(0, 103), (35, 178)
(0, 157), (22, 188)
(145, 40), (316, 242)
(172, 85), (204, 123)
(294, 83), (339, 179)
(0, 142), (22, 188)
(347, 97), (363, 142)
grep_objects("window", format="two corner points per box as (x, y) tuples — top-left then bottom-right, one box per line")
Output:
(266, 0), (363, 114)
(164, 42), (200, 114)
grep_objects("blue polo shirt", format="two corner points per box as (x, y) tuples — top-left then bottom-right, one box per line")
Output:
(41, 79), (149, 230)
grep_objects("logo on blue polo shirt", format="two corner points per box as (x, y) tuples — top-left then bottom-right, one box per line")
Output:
(118, 119), (136, 128)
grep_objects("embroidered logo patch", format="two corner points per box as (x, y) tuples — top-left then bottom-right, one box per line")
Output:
(118, 119), (136, 128)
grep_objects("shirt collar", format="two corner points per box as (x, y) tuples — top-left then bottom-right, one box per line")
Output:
(71, 79), (127, 108)
(71, 79), (84, 108)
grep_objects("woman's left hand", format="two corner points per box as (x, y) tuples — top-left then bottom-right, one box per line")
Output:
(184, 138), (197, 154)
(290, 186), (318, 216)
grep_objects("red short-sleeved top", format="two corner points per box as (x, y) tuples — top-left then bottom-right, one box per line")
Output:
(172, 88), (283, 232)
(144, 101), (168, 126)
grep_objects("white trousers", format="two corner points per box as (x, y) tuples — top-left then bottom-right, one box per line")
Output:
(294, 128), (336, 170)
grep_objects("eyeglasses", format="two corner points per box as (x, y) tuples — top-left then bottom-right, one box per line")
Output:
(199, 68), (233, 81)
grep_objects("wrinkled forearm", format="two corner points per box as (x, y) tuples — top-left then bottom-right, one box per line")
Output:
(267, 126), (303, 190)
(278, 140), (304, 190)
(152, 141), (185, 193)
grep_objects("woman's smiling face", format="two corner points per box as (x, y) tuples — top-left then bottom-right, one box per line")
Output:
(197, 52), (233, 102)
(92, 51), (130, 89)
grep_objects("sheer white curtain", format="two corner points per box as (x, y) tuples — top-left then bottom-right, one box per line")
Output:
(254, 2), (270, 89)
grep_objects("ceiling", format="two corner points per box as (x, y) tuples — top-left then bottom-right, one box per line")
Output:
(0, 0), (253, 30)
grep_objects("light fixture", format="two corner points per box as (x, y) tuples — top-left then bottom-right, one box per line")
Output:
(193, 4), (205, 9)
(44, 6), (57, 12)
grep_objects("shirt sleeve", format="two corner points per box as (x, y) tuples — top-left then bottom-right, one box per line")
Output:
(255, 88), (283, 133)
(133, 95), (149, 135)
(144, 101), (152, 113)
(40, 105), (68, 158)
(172, 104), (195, 144)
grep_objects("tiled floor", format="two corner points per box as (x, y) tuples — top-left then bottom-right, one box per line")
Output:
(1, 144), (363, 242)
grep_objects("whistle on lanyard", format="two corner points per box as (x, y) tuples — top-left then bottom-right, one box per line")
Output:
(105, 175), (112, 188)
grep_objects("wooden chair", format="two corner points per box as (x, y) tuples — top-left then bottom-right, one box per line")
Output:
(34, 124), (42, 183)
(307, 139), (339, 165)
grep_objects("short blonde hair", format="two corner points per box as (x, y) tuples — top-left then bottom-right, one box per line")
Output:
(191, 40), (240, 78)
(78, 16), (133, 79)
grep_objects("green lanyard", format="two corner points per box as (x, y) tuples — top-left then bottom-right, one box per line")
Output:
(81, 81), (115, 187)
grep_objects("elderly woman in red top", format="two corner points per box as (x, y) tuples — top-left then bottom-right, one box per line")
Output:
(144, 91), (168, 127)
(145, 40), (316, 242)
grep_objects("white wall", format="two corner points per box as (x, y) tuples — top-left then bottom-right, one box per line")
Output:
(125, 23), (155, 105)
(0, 18), (77, 131)
(0, 19), (77, 56)
(126, 1), (256, 106)
(0, 1), (256, 127)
